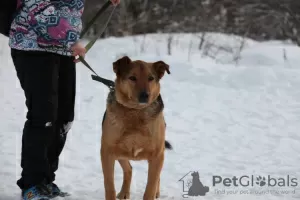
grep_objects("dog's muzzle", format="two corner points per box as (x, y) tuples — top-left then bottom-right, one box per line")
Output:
(138, 91), (149, 103)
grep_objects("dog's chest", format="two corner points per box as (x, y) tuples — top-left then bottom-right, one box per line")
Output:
(110, 108), (153, 130)
(114, 119), (157, 159)
(118, 129), (153, 152)
(106, 102), (162, 159)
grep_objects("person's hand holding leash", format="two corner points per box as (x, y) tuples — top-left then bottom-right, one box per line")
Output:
(72, 0), (120, 63)
(71, 42), (87, 63)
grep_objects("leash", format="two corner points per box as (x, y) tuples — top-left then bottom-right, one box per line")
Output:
(78, 0), (116, 90)
(79, 1), (112, 38)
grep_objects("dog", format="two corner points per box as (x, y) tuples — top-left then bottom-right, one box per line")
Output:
(100, 56), (172, 200)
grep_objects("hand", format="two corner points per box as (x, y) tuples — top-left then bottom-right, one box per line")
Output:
(110, 0), (120, 6)
(71, 42), (86, 63)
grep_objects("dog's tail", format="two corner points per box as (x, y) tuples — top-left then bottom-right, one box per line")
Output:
(165, 140), (173, 150)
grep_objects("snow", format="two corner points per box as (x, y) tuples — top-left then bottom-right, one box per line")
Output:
(1, 33), (300, 200)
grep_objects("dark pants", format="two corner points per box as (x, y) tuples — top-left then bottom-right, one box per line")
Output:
(11, 49), (76, 190)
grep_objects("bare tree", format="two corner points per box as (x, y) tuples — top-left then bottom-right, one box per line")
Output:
(81, 0), (300, 47)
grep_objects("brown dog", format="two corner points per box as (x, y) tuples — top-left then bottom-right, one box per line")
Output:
(101, 56), (172, 200)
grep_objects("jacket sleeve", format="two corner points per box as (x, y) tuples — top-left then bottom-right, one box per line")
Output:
(25, 0), (81, 50)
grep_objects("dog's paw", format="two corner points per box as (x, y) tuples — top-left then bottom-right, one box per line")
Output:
(117, 191), (130, 199)
(143, 195), (157, 200)
(105, 191), (117, 200)
(155, 191), (160, 199)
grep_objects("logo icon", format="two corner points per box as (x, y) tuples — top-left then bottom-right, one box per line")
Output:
(179, 171), (210, 198)
(256, 176), (266, 186)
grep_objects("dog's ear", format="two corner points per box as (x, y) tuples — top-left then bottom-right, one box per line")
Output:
(153, 61), (170, 79)
(113, 56), (132, 75)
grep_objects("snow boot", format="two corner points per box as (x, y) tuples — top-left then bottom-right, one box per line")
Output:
(47, 183), (70, 198)
(22, 184), (51, 200)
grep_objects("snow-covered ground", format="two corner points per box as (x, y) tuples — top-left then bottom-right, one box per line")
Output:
(1, 33), (300, 200)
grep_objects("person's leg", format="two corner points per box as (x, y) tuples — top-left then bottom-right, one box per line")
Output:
(11, 49), (60, 192)
(47, 55), (76, 187)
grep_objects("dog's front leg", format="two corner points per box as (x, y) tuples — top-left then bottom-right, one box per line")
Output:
(117, 160), (132, 199)
(143, 153), (164, 200)
(101, 147), (116, 200)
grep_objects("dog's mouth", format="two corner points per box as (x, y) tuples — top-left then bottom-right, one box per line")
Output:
(128, 94), (149, 106)
(138, 102), (148, 106)
(119, 101), (149, 109)
(116, 95), (150, 109)
(114, 89), (157, 109)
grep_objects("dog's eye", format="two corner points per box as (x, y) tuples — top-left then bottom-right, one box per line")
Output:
(148, 76), (154, 81)
(129, 76), (137, 81)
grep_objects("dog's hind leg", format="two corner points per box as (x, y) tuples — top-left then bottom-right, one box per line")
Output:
(117, 160), (132, 199)
(144, 153), (164, 200)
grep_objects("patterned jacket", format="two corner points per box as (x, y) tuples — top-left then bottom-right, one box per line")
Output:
(9, 0), (85, 56)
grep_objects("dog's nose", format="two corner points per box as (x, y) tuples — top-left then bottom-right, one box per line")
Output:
(138, 91), (149, 103)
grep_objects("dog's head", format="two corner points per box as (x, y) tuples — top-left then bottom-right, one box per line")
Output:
(113, 56), (170, 109)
